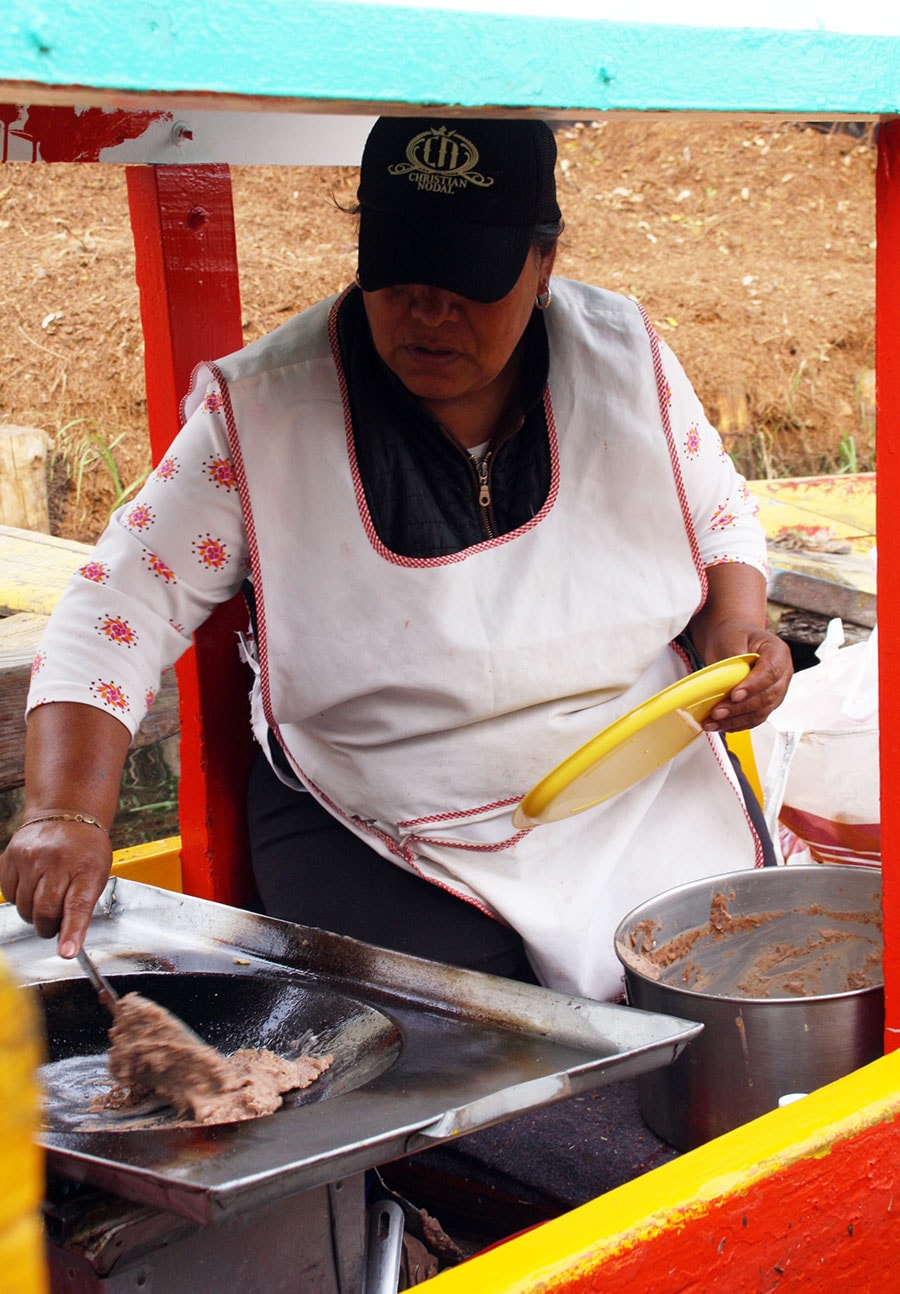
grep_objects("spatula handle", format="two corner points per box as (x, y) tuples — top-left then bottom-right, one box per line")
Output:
(76, 948), (119, 1011)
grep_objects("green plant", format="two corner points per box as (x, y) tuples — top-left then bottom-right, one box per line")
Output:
(112, 744), (180, 849)
(853, 365), (877, 470)
(837, 434), (858, 474)
(53, 418), (150, 516)
(726, 426), (779, 481)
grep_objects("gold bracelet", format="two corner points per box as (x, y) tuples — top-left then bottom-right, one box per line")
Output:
(15, 811), (110, 841)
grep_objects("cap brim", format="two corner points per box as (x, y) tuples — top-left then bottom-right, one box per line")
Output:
(357, 208), (533, 304)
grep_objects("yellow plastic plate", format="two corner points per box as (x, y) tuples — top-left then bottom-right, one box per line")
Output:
(512, 654), (758, 828)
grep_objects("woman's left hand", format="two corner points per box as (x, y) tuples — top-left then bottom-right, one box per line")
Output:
(699, 622), (793, 732)
(688, 564), (793, 733)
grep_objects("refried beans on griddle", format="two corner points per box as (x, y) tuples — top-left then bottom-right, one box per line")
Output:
(92, 992), (332, 1124)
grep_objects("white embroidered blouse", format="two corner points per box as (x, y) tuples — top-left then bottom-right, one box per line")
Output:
(27, 308), (766, 737)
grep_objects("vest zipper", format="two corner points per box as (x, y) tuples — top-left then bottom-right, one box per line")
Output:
(471, 451), (496, 539)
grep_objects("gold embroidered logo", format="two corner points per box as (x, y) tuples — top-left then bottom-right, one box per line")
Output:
(388, 126), (494, 194)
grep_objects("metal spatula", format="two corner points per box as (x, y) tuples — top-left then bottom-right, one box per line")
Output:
(76, 947), (119, 1012)
(76, 947), (207, 1046)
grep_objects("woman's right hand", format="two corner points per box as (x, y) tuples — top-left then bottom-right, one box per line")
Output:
(3, 701), (132, 957)
(1, 817), (112, 956)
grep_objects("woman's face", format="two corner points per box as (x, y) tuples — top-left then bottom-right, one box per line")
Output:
(362, 245), (555, 427)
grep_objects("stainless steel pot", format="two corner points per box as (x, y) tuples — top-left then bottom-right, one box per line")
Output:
(614, 864), (883, 1151)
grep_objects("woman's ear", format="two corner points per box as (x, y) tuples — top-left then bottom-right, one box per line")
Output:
(537, 243), (557, 293)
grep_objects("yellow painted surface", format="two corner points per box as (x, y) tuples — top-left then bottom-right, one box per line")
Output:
(751, 474), (877, 599)
(767, 546), (877, 597)
(724, 729), (762, 804)
(0, 838), (182, 900)
(2, 478), (876, 617)
(0, 955), (48, 1294)
(0, 838), (183, 903)
(0, 524), (91, 615)
(421, 1049), (900, 1292)
(111, 836), (183, 892)
(750, 474), (876, 554)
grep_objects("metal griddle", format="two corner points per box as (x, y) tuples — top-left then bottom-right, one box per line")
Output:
(1, 879), (701, 1225)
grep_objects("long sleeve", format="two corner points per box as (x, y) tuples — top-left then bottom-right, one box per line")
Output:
(27, 383), (248, 736)
(657, 336), (767, 577)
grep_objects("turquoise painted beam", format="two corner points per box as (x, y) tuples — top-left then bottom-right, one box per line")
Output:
(2, 1), (900, 116)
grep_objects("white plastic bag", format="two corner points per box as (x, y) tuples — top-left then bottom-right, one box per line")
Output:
(750, 620), (880, 867)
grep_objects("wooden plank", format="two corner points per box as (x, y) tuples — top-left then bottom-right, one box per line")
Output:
(767, 567), (877, 629)
(425, 1051), (900, 1292)
(0, 613), (38, 794)
(876, 117), (900, 1055)
(751, 473), (876, 550)
(110, 836), (183, 892)
(0, 612), (179, 792)
(0, 525), (91, 616)
(0, 612), (45, 671)
(0, 427), (49, 532)
(1, 6), (900, 117)
(0, 105), (373, 165)
(126, 163), (255, 910)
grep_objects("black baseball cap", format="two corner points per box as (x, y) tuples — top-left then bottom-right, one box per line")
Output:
(357, 117), (561, 303)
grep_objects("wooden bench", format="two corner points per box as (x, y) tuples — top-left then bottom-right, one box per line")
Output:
(0, 524), (179, 793)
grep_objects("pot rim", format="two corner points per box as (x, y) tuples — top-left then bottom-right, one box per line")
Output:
(614, 863), (884, 1004)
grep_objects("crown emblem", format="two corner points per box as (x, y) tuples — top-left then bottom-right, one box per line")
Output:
(388, 126), (494, 194)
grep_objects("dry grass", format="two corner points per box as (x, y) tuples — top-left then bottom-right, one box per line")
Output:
(0, 118), (876, 540)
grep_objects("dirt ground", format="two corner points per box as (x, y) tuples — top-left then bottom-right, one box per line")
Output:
(0, 115), (877, 544)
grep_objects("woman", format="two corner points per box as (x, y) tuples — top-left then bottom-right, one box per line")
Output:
(1, 116), (791, 999)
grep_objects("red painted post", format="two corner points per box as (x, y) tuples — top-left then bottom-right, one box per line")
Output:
(876, 119), (900, 1052)
(126, 164), (256, 909)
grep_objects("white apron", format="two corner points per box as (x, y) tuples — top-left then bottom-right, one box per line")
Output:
(186, 278), (763, 999)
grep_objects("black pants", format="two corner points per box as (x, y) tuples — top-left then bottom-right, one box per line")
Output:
(246, 752), (539, 982)
(247, 743), (774, 981)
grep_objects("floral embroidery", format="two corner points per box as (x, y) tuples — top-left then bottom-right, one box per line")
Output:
(710, 501), (738, 531)
(204, 455), (236, 491)
(90, 679), (129, 712)
(738, 481), (759, 513)
(144, 687), (156, 710)
(30, 650), (46, 678)
(96, 614), (138, 648)
(683, 422), (701, 458)
(193, 534), (229, 570)
(124, 501), (155, 532)
(204, 390), (223, 414)
(169, 620), (185, 636)
(144, 552), (177, 583)
(78, 560), (110, 584)
(708, 552), (769, 575)
(664, 380), (672, 407)
(154, 455), (180, 482)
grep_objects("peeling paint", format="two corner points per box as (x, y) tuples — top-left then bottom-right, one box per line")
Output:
(0, 104), (170, 162)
